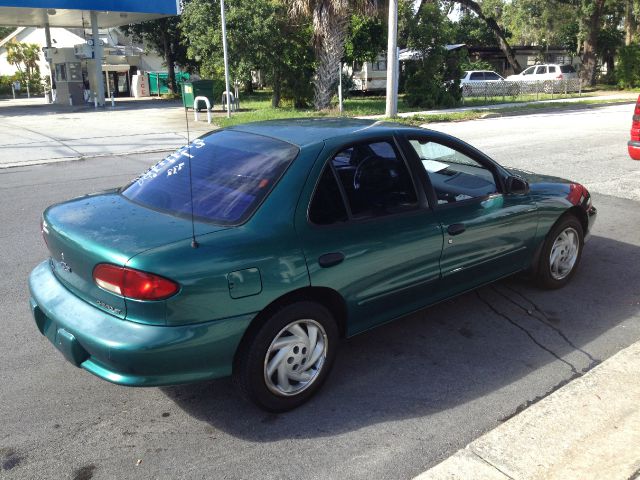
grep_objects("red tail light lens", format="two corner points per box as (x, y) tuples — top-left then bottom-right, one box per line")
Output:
(556, 74), (563, 79)
(634, 96), (640, 115)
(93, 264), (179, 300)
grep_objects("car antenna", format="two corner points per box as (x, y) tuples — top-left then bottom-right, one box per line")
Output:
(185, 105), (199, 249)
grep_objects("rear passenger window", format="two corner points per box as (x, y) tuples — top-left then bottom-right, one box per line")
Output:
(309, 167), (348, 225)
(329, 141), (418, 220)
(470, 72), (484, 80)
(548, 66), (556, 73)
(535, 66), (547, 74)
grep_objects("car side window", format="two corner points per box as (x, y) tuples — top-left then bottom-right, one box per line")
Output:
(470, 72), (484, 80)
(329, 140), (418, 219)
(485, 72), (500, 80)
(548, 66), (556, 73)
(522, 66), (535, 75)
(308, 166), (348, 225)
(408, 139), (498, 205)
(536, 66), (547, 74)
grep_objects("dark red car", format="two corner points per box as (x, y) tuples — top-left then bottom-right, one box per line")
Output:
(628, 95), (640, 160)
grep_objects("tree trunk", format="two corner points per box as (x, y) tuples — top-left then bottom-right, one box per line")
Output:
(244, 79), (254, 94)
(580, 0), (606, 87)
(625, 0), (636, 46)
(162, 28), (176, 94)
(312, 9), (349, 110)
(272, 67), (281, 108)
(452, 0), (521, 73)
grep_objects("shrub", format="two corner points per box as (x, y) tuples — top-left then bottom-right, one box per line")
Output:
(617, 44), (640, 88)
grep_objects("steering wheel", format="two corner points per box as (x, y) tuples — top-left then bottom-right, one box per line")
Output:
(353, 155), (387, 191)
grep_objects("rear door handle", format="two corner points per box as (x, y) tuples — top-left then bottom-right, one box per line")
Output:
(318, 252), (345, 268)
(447, 223), (466, 236)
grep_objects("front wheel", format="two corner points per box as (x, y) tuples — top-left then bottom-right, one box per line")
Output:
(233, 301), (338, 412)
(535, 215), (584, 289)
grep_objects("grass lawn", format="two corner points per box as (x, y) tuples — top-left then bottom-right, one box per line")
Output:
(211, 88), (636, 128)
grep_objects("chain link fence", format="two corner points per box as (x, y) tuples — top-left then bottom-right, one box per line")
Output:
(461, 78), (582, 104)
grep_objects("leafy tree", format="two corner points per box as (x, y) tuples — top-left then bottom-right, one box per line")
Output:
(616, 42), (640, 86)
(343, 14), (386, 64)
(120, 17), (192, 93)
(6, 42), (41, 91)
(403, 2), (461, 108)
(450, 0), (522, 72)
(289, 0), (377, 110)
(0, 27), (14, 40)
(181, 0), (315, 107)
(451, 10), (496, 46)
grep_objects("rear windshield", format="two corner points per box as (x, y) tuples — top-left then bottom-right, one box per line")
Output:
(560, 65), (576, 73)
(122, 130), (299, 225)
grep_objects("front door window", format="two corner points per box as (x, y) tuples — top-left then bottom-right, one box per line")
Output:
(407, 140), (498, 205)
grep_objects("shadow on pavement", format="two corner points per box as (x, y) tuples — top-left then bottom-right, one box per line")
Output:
(162, 233), (640, 441)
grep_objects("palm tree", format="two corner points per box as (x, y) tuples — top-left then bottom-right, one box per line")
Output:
(6, 42), (41, 89)
(290, 0), (377, 110)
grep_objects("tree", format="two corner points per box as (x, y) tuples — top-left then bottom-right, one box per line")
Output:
(576, 0), (607, 86)
(6, 42), (40, 91)
(403, 2), (461, 108)
(120, 17), (191, 93)
(451, 10), (496, 46)
(0, 26), (14, 40)
(343, 14), (386, 64)
(289, 0), (377, 110)
(451, 0), (522, 72)
(181, 0), (315, 107)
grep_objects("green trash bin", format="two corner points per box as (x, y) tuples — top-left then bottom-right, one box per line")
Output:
(181, 80), (216, 110)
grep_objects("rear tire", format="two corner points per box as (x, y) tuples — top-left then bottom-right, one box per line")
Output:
(535, 215), (584, 289)
(233, 301), (338, 412)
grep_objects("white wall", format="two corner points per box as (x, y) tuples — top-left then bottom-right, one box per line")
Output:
(0, 27), (86, 77)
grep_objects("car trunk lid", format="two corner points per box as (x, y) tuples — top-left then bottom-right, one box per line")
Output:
(42, 191), (221, 319)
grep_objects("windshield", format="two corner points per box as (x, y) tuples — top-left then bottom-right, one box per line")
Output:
(122, 130), (299, 225)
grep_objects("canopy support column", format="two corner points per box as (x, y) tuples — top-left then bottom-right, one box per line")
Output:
(90, 10), (105, 106)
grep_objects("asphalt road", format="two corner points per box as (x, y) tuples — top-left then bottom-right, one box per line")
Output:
(1, 103), (640, 480)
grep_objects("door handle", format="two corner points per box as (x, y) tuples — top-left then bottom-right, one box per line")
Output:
(318, 252), (345, 268)
(447, 223), (466, 236)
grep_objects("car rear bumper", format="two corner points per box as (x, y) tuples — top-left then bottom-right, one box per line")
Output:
(628, 140), (640, 160)
(28, 260), (255, 387)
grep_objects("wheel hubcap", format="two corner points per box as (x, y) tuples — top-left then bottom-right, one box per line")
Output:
(549, 227), (580, 280)
(264, 319), (328, 397)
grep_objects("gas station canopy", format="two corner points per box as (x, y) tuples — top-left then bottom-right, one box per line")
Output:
(0, 0), (180, 27)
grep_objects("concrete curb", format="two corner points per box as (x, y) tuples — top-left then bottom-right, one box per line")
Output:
(414, 341), (640, 480)
(0, 148), (177, 169)
(358, 93), (638, 120)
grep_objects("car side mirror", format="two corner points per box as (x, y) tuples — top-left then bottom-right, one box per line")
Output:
(506, 175), (529, 195)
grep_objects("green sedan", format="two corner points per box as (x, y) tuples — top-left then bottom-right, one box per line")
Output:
(29, 119), (597, 411)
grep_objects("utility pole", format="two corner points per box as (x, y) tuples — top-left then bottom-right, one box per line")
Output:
(220, 0), (231, 118)
(385, 0), (398, 118)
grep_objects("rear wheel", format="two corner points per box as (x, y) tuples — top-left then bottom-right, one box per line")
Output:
(233, 301), (338, 412)
(535, 215), (583, 289)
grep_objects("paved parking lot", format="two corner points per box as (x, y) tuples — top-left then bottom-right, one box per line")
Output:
(1, 102), (639, 479)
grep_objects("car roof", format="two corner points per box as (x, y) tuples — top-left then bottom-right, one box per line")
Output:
(229, 118), (416, 147)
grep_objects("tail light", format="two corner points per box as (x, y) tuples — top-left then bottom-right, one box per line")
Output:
(93, 264), (179, 301)
(556, 74), (563, 79)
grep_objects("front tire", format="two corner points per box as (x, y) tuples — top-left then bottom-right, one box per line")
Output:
(233, 301), (338, 412)
(535, 215), (584, 289)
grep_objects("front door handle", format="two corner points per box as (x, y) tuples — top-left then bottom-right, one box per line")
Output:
(447, 223), (466, 236)
(318, 252), (345, 268)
